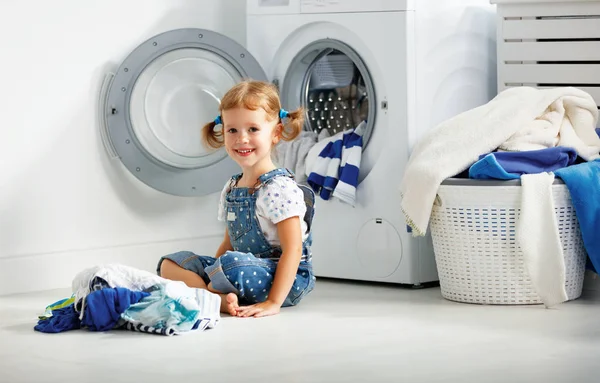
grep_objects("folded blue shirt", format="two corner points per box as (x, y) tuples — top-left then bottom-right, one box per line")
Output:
(469, 147), (578, 180)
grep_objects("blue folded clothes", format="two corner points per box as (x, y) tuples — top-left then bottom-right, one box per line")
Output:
(81, 287), (149, 332)
(469, 147), (578, 180)
(34, 304), (80, 333)
(555, 160), (600, 273)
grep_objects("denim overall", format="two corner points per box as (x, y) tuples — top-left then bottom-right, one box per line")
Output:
(158, 168), (316, 307)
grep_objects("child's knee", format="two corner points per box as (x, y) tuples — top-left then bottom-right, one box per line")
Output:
(159, 259), (180, 277)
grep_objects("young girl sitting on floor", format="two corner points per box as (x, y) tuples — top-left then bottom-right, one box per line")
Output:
(157, 80), (316, 318)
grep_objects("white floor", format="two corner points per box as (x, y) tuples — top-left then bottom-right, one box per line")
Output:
(1, 279), (599, 383)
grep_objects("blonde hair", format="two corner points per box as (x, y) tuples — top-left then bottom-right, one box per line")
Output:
(202, 80), (305, 149)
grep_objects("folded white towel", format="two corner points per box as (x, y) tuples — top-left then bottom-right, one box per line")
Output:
(400, 86), (600, 236)
(517, 173), (568, 308)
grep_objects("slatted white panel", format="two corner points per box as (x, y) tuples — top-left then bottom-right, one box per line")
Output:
(496, 1), (600, 17)
(503, 18), (600, 39)
(495, 1), (600, 110)
(503, 64), (600, 84)
(501, 41), (600, 61)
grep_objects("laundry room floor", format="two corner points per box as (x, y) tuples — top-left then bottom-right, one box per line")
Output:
(1, 279), (599, 383)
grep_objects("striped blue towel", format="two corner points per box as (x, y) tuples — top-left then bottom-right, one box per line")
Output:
(307, 121), (365, 206)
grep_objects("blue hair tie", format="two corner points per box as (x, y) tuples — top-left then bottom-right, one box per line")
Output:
(279, 109), (289, 119)
(214, 115), (222, 125)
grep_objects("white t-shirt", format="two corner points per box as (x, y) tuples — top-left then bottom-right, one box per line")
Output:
(218, 176), (308, 246)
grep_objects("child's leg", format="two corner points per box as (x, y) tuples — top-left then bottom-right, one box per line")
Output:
(157, 251), (240, 315)
(203, 252), (316, 307)
(160, 259), (208, 289)
(206, 252), (314, 307)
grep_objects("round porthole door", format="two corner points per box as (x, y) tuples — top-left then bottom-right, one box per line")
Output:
(278, 38), (378, 185)
(100, 28), (267, 196)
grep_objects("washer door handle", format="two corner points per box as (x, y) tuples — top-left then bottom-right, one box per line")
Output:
(98, 72), (119, 159)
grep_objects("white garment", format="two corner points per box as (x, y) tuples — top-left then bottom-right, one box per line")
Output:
(400, 86), (600, 236)
(500, 97), (600, 158)
(218, 176), (308, 246)
(517, 173), (568, 308)
(72, 263), (168, 307)
(274, 131), (318, 184)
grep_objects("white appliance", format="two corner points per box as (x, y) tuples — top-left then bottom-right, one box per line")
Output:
(99, 0), (497, 286)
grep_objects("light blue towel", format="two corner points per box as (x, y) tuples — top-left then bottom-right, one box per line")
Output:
(555, 160), (600, 273)
(121, 282), (220, 334)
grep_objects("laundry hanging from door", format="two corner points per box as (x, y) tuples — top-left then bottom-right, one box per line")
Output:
(305, 121), (365, 206)
(274, 130), (318, 184)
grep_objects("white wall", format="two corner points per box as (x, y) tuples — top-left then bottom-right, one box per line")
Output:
(0, 0), (246, 295)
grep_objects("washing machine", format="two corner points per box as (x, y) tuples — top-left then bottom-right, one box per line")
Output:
(99, 0), (497, 286)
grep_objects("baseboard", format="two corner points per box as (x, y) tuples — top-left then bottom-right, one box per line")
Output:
(0, 235), (223, 296)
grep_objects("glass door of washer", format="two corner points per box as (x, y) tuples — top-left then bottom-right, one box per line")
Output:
(102, 28), (267, 197)
(280, 39), (376, 150)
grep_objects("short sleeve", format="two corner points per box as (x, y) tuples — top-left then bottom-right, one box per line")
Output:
(217, 182), (229, 221)
(256, 177), (307, 224)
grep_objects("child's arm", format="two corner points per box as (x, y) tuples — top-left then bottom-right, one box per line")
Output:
(236, 216), (302, 317)
(215, 228), (234, 258)
(267, 216), (303, 305)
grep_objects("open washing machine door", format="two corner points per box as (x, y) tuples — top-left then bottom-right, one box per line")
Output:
(99, 28), (267, 197)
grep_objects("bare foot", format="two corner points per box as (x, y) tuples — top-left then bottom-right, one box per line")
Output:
(220, 293), (239, 316)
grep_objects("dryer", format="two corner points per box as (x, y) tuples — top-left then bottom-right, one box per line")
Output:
(99, 0), (497, 286)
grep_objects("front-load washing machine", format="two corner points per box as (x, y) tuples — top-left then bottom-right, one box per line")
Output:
(100, 0), (497, 286)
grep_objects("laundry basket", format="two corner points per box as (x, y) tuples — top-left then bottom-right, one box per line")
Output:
(429, 178), (587, 305)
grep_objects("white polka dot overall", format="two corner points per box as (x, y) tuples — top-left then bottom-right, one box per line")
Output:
(158, 168), (316, 307)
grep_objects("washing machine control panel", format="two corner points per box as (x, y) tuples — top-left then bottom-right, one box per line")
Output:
(259, 0), (290, 6)
(300, 0), (411, 13)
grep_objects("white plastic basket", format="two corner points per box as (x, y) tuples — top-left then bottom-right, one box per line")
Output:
(429, 178), (587, 305)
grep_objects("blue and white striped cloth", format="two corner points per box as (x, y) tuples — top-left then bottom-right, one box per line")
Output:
(307, 121), (365, 206)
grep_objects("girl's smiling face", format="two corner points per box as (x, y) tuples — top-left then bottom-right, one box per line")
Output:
(222, 107), (282, 175)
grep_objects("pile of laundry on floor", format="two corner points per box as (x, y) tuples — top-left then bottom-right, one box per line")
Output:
(275, 121), (365, 207)
(399, 86), (600, 307)
(34, 264), (221, 336)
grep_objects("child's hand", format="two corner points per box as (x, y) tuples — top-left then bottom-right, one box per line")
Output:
(235, 300), (281, 318)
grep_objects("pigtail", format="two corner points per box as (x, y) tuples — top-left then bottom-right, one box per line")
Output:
(280, 106), (305, 142)
(201, 120), (224, 149)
